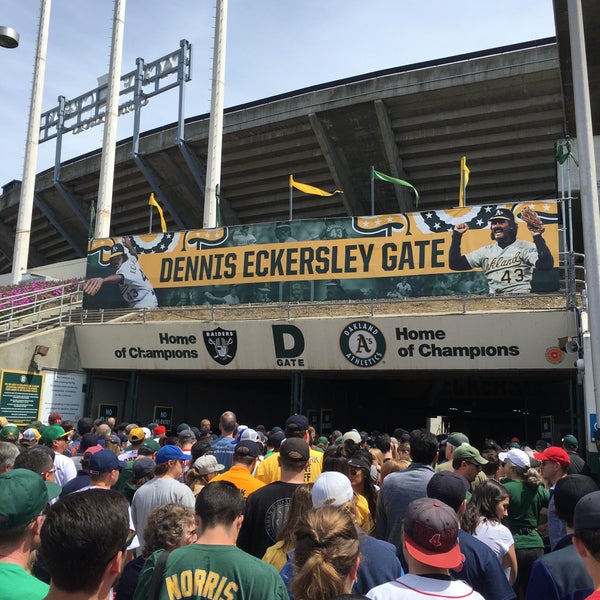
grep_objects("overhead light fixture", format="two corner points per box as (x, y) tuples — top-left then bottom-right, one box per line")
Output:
(557, 336), (579, 354)
(0, 26), (19, 49)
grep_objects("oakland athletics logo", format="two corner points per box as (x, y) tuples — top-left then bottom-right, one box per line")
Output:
(340, 321), (386, 368)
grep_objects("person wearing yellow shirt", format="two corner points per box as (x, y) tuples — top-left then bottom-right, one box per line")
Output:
(256, 415), (323, 484)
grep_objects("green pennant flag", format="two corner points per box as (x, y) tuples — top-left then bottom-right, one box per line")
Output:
(372, 168), (419, 207)
(555, 141), (579, 167)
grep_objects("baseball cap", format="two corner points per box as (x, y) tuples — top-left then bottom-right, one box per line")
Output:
(0, 469), (61, 530)
(48, 412), (62, 422)
(490, 207), (515, 222)
(178, 429), (196, 443)
(280, 438), (310, 463)
(88, 449), (125, 475)
(347, 451), (373, 473)
(317, 436), (329, 445)
(284, 414), (309, 433)
(141, 427), (152, 440)
(79, 432), (99, 453)
(403, 497), (463, 569)
(235, 440), (260, 458)
(139, 439), (160, 453)
(193, 455), (225, 475)
(342, 430), (361, 445)
(534, 446), (570, 467)
(427, 471), (469, 512)
(268, 430), (285, 447)
(21, 428), (41, 445)
(41, 425), (69, 445)
(453, 443), (488, 465)
(0, 425), (20, 442)
(499, 448), (530, 469)
(312, 472), (354, 508)
(574, 490), (600, 531)
(155, 445), (191, 464)
(562, 435), (578, 450)
(132, 457), (155, 480)
(176, 423), (191, 434)
(108, 433), (121, 445)
(83, 445), (104, 456)
(554, 475), (599, 524)
(129, 427), (145, 443)
(239, 428), (261, 443)
(109, 243), (124, 258)
(153, 425), (167, 436)
(447, 432), (469, 448)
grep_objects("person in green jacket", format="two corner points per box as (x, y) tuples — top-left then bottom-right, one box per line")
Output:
(499, 447), (549, 600)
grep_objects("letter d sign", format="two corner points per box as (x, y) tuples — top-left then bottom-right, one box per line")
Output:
(272, 324), (305, 358)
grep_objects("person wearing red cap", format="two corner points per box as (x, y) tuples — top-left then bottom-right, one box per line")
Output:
(366, 497), (484, 599)
(534, 446), (571, 551)
(48, 412), (62, 426)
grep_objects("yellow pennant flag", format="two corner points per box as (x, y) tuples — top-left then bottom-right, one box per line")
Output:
(458, 156), (470, 207)
(290, 175), (342, 197)
(148, 193), (167, 233)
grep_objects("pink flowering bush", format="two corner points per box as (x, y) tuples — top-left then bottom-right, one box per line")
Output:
(0, 278), (82, 317)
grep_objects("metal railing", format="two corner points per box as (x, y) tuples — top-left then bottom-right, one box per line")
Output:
(0, 280), (85, 341)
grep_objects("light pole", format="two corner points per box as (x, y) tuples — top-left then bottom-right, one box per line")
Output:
(0, 25), (19, 48)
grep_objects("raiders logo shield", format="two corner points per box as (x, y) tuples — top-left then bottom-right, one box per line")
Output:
(203, 328), (237, 365)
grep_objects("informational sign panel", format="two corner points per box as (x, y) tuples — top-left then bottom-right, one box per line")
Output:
(84, 202), (560, 309)
(153, 405), (173, 431)
(98, 404), (119, 422)
(39, 372), (86, 424)
(0, 370), (44, 425)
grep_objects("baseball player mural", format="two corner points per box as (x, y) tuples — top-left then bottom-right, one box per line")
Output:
(449, 206), (554, 294)
(83, 236), (158, 308)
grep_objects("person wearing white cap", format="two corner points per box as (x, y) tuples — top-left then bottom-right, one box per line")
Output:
(20, 428), (41, 449)
(499, 447), (549, 600)
(185, 454), (225, 496)
(280, 471), (402, 597)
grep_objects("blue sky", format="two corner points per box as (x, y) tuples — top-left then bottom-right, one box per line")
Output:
(0, 0), (556, 188)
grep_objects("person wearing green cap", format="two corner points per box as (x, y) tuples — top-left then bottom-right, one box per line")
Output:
(0, 424), (21, 444)
(41, 425), (77, 487)
(0, 469), (61, 599)
(562, 435), (592, 476)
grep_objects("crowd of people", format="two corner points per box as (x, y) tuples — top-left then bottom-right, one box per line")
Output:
(0, 410), (599, 600)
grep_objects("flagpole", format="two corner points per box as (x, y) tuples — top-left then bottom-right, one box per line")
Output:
(149, 205), (153, 234)
(289, 176), (293, 221)
(370, 166), (375, 216)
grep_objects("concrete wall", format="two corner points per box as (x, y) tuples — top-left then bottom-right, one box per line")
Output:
(0, 327), (82, 374)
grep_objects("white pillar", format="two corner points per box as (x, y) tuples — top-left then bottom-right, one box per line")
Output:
(11, 0), (51, 284)
(203, 0), (228, 229)
(95, 0), (126, 239)
(567, 0), (600, 425)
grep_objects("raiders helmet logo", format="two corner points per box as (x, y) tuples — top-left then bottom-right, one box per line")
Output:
(203, 327), (237, 365)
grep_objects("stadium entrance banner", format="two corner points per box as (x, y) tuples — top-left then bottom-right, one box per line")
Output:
(84, 201), (559, 309)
